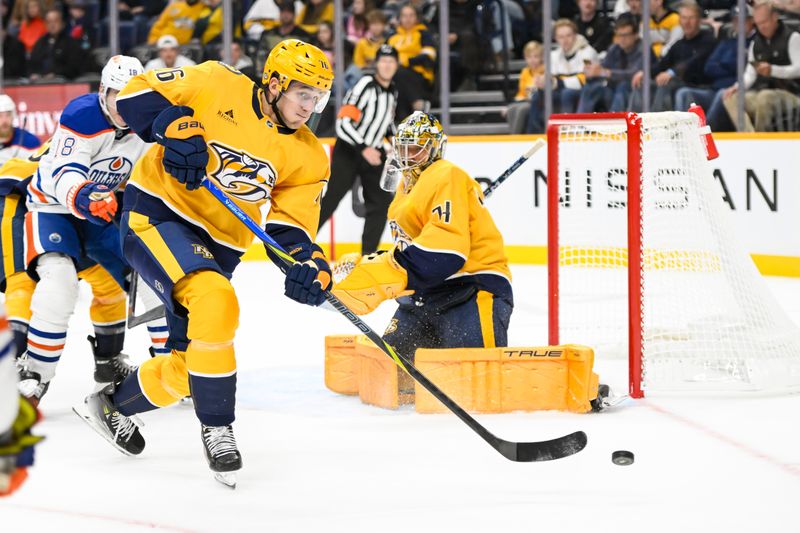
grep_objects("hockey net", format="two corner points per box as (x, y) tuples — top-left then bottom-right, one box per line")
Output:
(547, 112), (800, 397)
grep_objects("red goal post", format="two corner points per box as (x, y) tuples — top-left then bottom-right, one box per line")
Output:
(546, 111), (800, 398)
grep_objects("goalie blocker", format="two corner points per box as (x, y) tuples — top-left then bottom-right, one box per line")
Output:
(325, 335), (602, 414)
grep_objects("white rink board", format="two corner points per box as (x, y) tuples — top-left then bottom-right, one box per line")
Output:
(321, 136), (800, 261)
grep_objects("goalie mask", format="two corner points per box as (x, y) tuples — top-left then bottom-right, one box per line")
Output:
(390, 111), (447, 191)
(99, 55), (144, 130)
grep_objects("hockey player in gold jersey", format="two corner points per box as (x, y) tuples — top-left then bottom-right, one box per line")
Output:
(333, 111), (514, 358)
(75, 39), (334, 485)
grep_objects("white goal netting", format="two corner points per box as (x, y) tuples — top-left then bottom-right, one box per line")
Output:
(551, 112), (800, 394)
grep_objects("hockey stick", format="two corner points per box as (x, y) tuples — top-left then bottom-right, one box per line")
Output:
(126, 274), (167, 329)
(203, 178), (587, 462)
(482, 139), (545, 198)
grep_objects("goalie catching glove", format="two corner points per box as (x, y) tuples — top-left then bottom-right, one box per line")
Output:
(152, 105), (209, 190)
(284, 243), (332, 307)
(331, 248), (413, 315)
(0, 396), (44, 496)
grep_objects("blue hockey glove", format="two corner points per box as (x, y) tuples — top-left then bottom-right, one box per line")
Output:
(152, 106), (208, 190)
(284, 243), (332, 307)
(67, 181), (118, 225)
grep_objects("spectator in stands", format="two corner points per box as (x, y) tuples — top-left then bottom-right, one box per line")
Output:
(506, 40), (544, 133)
(577, 14), (652, 112)
(649, 0), (682, 57)
(352, 9), (388, 69)
(344, 9), (389, 90)
(574, 0), (613, 53)
(65, 0), (93, 46)
(144, 34), (196, 71)
(28, 7), (87, 80)
(17, 0), (47, 53)
(620, 0), (642, 27)
(721, 0), (800, 131)
(192, 0), (244, 44)
(258, 2), (311, 55)
(388, 4), (437, 119)
(525, 19), (598, 133)
(243, 0), (303, 40)
(676, 7), (755, 116)
(345, 0), (372, 44)
(632, 2), (716, 111)
(298, 0), (334, 32)
(147, 0), (205, 45)
(444, 0), (481, 92)
(315, 21), (338, 67)
(229, 40), (256, 80)
(1, 27), (26, 79)
(118, 0), (168, 20)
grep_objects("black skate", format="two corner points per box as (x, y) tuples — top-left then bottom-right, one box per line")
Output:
(201, 424), (242, 489)
(73, 385), (145, 456)
(17, 369), (49, 408)
(88, 335), (138, 385)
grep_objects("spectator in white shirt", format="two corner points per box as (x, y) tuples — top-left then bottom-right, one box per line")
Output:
(144, 34), (196, 71)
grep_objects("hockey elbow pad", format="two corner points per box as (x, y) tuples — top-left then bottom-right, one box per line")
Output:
(152, 106), (208, 191)
(331, 248), (413, 315)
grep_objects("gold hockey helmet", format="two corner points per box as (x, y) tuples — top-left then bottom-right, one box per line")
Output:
(262, 39), (334, 112)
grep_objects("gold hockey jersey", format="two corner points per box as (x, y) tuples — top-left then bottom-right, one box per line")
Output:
(117, 61), (331, 253)
(388, 159), (511, 291)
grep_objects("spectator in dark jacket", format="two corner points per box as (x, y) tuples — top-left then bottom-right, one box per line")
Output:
(28, 7), (87, 80)
(1, 28), (26, 79)
(577, 15), (654, 111)
(675, 10), (755, 114)
(574, 0), (614, 52)
(632, 1), (717, 111)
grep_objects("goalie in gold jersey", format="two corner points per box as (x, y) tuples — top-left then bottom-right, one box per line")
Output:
(75, 40), (335, 483)
(333, 111), (513, 358)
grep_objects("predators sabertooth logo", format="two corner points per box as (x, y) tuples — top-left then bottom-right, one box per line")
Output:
(208, 141), (277, 202)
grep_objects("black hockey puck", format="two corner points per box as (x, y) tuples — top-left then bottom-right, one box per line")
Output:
(612, 450), (634, 465)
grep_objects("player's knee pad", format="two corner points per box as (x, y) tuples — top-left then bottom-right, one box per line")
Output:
(30, 254), (79, 327)
(175, 271), (239, 345)
(3, 271), (36, 323)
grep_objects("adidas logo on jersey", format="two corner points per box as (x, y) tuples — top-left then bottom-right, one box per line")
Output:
(217, 108), (237, 125)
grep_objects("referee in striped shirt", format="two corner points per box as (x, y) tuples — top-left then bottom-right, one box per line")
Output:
(318, 44), (399, 254)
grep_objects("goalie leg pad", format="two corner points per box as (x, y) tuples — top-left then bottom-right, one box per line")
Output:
(26, 254), (79, 382)
(414, 344), (600, 414)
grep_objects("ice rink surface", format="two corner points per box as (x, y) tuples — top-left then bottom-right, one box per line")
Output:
(2, 263), (799, 532)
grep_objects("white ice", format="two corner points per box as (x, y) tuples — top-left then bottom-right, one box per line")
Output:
(2, 264), (799, 532)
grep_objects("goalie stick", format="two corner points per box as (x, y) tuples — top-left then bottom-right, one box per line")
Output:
(202, 170), (587, 463)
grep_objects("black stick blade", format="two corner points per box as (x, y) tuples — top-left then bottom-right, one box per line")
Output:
(495, 431), (588, 462)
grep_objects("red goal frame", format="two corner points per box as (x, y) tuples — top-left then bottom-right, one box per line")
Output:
(546, 113), (645, 398)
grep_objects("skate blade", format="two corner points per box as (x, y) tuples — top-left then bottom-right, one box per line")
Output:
(601, 394), (630, 410)
(214, 472), (237, 489)
(72, 403), (135, 457)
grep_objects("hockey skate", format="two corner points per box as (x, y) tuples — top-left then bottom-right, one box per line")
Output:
(88, 335), (138, 386)
(201, 424), (242, 489)
(17, 365), (50, 408)
(73, 385), (145, 456)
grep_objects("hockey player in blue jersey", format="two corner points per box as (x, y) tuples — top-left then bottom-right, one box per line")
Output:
(0, 94), (41, 166)
(17, 55), (155, 405)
